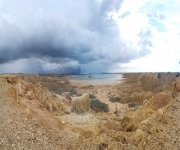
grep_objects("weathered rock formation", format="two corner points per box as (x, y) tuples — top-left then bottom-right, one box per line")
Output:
(131, 91), (153, 103)
(71, 93), (90, 114)
(5, 75), (70, 116)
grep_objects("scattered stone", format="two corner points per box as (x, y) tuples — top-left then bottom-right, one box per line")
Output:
(61, 121), (66, 125)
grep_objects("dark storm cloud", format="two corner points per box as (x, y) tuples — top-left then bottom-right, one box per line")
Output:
(87, 0), (123, 35)
(41, 66), (81, 74)
(0, 0), (151, 73)
(0, 0), (123, 63)
(0, 12), (95, 64)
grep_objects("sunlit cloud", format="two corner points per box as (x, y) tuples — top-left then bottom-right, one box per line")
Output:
(0, 0), (179, 73)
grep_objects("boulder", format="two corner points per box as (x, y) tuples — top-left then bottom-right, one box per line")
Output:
(6, 76), (21, 85)
(71, 93), (90, 114)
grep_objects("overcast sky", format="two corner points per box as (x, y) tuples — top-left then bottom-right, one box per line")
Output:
(0, 0), (179, 74)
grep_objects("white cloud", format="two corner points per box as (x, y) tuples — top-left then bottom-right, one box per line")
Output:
(119, 0), (148, 14)
(117, 13), (149, 44)
(108, 0), (180, 72)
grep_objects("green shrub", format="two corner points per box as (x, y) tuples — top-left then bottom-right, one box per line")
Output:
(76, 92), (82, 96)
(90, 99), (109, 113)
(128, 102), (139, 107)
(89, 94), (96, 99)
(70, 88), (77, 95)
(157, 73), (161, 79)
(176, 73), (180, 77)
(109, 96), (121, 102)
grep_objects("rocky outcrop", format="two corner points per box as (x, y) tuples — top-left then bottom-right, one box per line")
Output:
(5, 76), (70, 115)
(131, 91), (154, 103)
(141, 91), (153, 100)
(172, 77), (180, 97)
(131, 92), (141, 102)
(71, 93), (90, 114)
(121, 116), (137, 132)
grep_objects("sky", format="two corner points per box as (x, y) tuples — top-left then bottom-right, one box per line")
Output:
(0, 0), (180, 74)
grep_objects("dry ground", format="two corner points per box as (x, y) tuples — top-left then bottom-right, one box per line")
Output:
(0, 73), (180, 150)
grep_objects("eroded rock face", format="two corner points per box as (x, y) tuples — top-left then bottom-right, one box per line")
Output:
(172, 77), (180, 97)
(5, 76), (70, 116)
(1, 73), (179, 150)
(131, 91), (154, 103)
(6, 76), (22, 85)
(121, 116), (137, 132)
(142, 91), (153, 100)
(131, 92), (141, 102)
(71, 93), (90, 114)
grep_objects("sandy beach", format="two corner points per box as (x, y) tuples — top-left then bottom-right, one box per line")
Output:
(68, 73), (124, 85)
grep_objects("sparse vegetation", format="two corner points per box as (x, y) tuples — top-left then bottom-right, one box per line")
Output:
(128, 102), (139, 107)
(89, 94), (96, 99)
(70, 88), (77, 95)
(157, 73), (161, 79)
(109, 96), (121, 102)
(65, 95), (72, 100)
(76, 92), (82, 96)
(176, 72), (180, 77)
(89, 94), (108, 112)
(90, 99), (109, 113)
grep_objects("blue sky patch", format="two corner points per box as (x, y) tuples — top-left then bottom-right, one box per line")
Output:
(149, 19), (167, 32)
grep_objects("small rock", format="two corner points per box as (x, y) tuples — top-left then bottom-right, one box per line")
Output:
(158, 109), (163, 115)
(134, 129), (143, 138)
(61, 121), (66, 125)
(25, 108), (32, 119)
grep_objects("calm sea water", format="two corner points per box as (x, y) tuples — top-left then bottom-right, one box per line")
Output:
(68, 74), (123, 85)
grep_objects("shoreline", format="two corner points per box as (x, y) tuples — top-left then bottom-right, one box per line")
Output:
(68, 79), (123, 85)
(67, 74), (124, 85)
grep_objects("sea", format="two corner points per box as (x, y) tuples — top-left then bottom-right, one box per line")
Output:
(68, 73), (123, 85)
